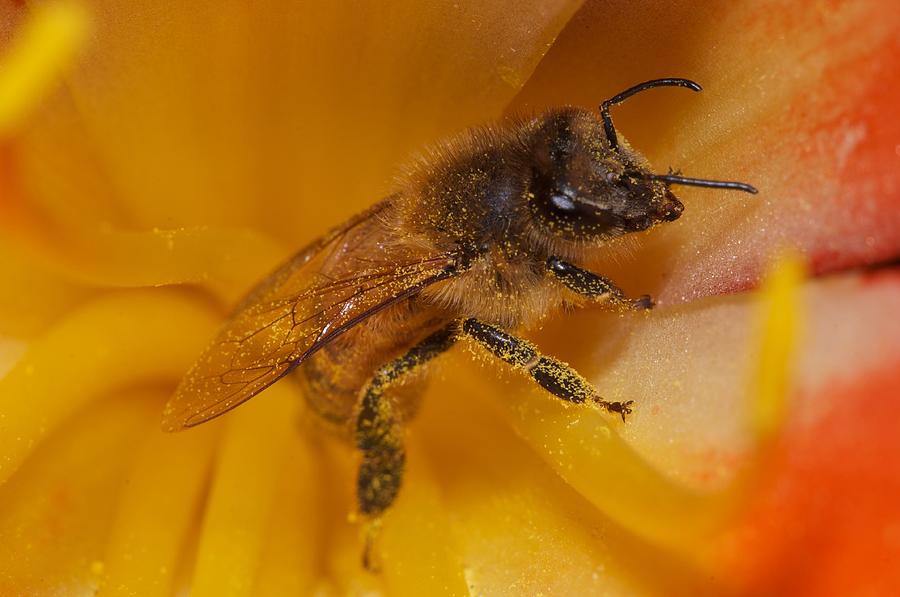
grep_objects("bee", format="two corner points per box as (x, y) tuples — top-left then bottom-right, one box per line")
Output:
(163, 78), (756, 567)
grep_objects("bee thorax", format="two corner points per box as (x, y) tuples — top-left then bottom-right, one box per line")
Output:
(419, 252), (564, 329)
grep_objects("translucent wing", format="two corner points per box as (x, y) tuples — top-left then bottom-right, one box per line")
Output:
(163, 203), (458, 430)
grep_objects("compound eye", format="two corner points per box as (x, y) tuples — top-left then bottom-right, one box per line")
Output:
(529, 183), (603, 237)
(549, 191), (577, 212)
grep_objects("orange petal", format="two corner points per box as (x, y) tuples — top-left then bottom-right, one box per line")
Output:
(718, 360), (900, 595)
(435, 267), (897, 561)
(511, 0), (900, 303)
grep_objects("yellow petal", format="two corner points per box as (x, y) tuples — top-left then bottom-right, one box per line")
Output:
(313, 436), (387, 595)
(251, 426), (321, 596)
(0, 288), (218, 486)
(16, 0), (583, 244)
(467, 362), (723, 547)
(1, 222), (285, 305)
(0, 239), (92, 336)
(189, 383), (299, 597)
(101, 412), (219, 597)
(379, 437), (468, 596)
(415, 382), (720, 595)
(0, 393), (150, 594)
(464, 258), (806, 559)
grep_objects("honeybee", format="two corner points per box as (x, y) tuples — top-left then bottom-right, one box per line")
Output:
(163, 78), (755, 567)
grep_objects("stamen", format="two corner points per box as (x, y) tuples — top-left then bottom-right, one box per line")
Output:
(0, 2), (90, 135)
(751, 254), (805, 440)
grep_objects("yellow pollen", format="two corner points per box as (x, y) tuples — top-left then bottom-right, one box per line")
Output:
(89, 559), (105, 576)
(0, 1), (90, 135)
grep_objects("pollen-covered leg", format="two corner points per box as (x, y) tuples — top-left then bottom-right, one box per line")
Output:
(355, 325), (457, 569)
(460, 318), (633, 420)
(547, 256), (654, 310)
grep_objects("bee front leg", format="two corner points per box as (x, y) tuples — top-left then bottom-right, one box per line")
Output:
(547, 256), (654, 310)
(460, 319), (633, 421)
(355, 324), (458, 570)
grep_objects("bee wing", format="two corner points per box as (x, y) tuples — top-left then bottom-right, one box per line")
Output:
(162, 205), (458, 431)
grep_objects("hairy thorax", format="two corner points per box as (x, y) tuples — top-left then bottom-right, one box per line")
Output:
(420, 248), (566, 329)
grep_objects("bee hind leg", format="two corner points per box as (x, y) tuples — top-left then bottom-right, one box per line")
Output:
(355, 324), (458, 571)
(461, 318), (633, 421)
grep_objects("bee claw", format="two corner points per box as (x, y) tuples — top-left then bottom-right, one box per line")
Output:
(630, 295), (654, 310)
(594, 398), (634, 422)
(361, 517), (383, 573)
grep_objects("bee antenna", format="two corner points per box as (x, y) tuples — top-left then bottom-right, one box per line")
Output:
(600, 78), (702, 152)
(648, 173), (758, 194)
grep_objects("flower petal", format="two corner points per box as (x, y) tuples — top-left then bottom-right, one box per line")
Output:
(0, 393), (150, 594)
(413, 381), (722, 595)
(251, 427), (322, 596)
(511, 0), (900, 302)
(0, 239), (92, 336)
(716, 357), (900, 595)
(0, 289), (218, 485)
(437, 266), (899, 563)
(101, 412), (219, 597)
(2, 143), (286, 304)
(14, 0), (583, 244)
(379, 438), (468, 595)
(190, 383), (302, 597)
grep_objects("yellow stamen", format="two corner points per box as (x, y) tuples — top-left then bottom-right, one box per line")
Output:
(0, 2), (90, 135)
(751, 253), (805, 440)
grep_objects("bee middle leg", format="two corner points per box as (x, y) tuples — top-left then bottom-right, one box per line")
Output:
(460, 318), (633, 421)
(355, 324), (458, 568)
(547, 255), (654, 310)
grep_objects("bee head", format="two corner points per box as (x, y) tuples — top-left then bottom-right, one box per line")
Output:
(523, 78), (756, 244)
(526, 109), (683, 240)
